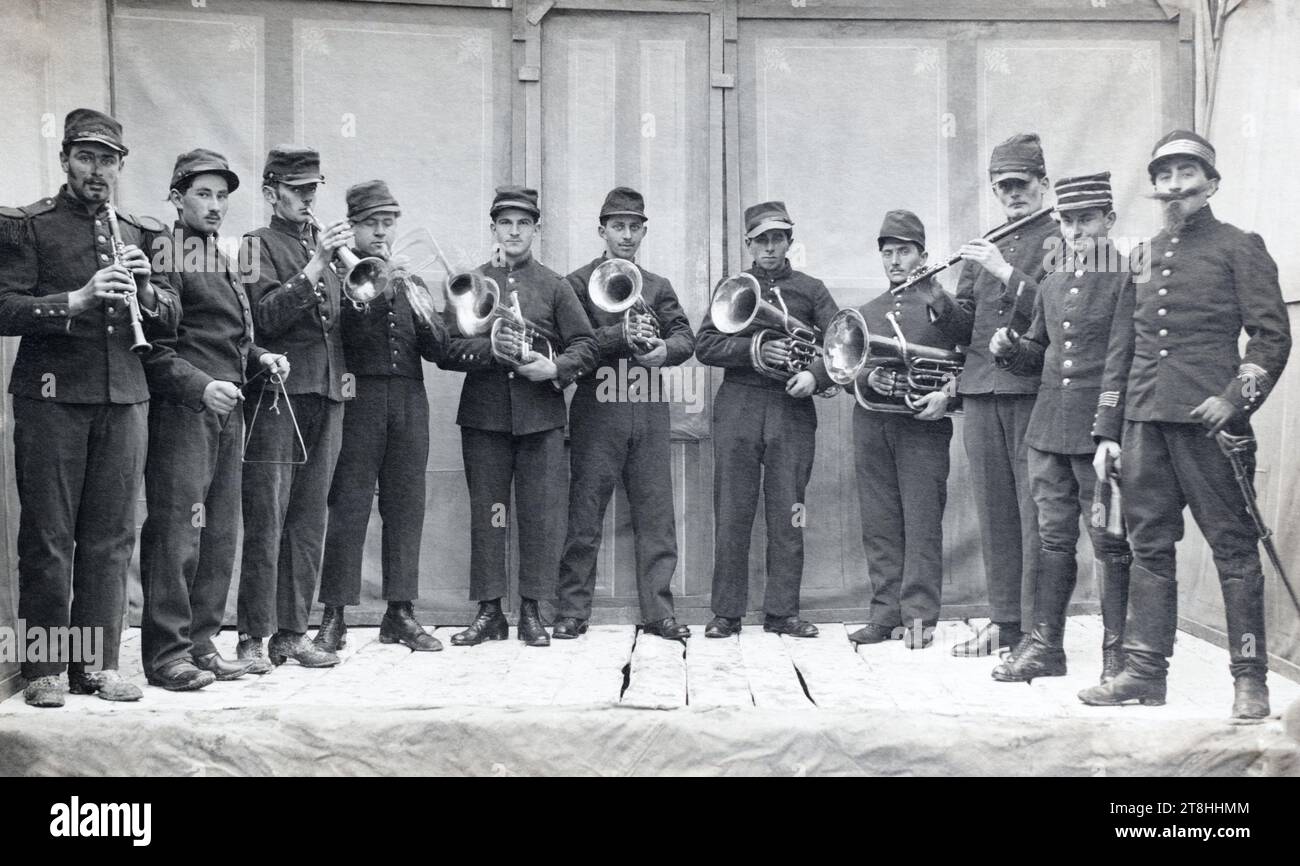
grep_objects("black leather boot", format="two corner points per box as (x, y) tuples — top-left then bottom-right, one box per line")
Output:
(193, 651), (255, 681)
(1098, 552), (1132, 683)
(451, 599), (509, 647)
(1222, 573), (1270, 720)
(268, 631), (340, 668)
(314, 605), (348, 653)
(992, 549), (1076, 682)
(380, 601), (443, 652)
(1078, 565), (1174, 707)
(236, 633), (274, 675)
(951, 621), (1023, 657)
(517, 597), (550, 647)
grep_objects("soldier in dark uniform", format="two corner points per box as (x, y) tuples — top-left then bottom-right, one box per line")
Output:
(987, 172), (1134, 684)
(439, 186), (597, 647)
(0, 108), (178, 707)
(1079, 132), (1291, 719)
(925, 133), (1059, 656)
(553, 187), (696, 641)
(139, 149), (290, 690)
(236, 146), (351, 670)
(315, 180), (446, 653)
(846, 211), (959, 650)
(696, 201), (840, 639)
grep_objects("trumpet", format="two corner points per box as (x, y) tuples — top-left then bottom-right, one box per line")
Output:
(103, 201), (152, 355)
(305, 209), (391, 311)
(588, 258), (660, 350)
(823, 307), (963, 415)
(710, 273), (830, 391)
(444, 270), (555, 366)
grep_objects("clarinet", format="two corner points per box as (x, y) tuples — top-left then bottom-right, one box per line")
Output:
(104, 201), (152, 354)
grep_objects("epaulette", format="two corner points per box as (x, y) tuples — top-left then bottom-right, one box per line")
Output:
(117, 210), (167, 233)
(20, 197), (57, 217)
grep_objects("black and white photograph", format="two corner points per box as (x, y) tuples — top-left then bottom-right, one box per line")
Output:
(0, 0), (1297, 823)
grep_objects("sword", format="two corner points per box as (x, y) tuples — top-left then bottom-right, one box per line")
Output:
(1216, 430), (1300, 615)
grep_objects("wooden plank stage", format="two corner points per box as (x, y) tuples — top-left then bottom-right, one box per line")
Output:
(2, 616), (1298, 776)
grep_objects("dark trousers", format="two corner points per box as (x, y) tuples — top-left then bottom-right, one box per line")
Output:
(962, 393), (1040, 628)
(557, 384), (677, 623)
(140, 401), (244, 673)
(1028, 446), (1131, 559)
(461, 426), (566, 602)
(13, 397), (146, 679)
(320, 376), (429, 606)
(237, 391), (344, 636)
(1122, 419), (1267, 677)
(710, 381), (817, 619)
(854, 408), (951, 629)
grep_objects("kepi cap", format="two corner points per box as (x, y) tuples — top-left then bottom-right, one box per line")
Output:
(877, 209), (926, 250)
(63, 108), (128, 156)
(1147, 129), (1219, 181)
(490, 184), (540, 219)
(263, 145), (324, 186)
(989, 132), (1046, 182)
(744, 200), (794, 239)
(599, 186), (647, 221)
(346, 179), (401, 222)
(1053, 171), (1113, 213)
(170, 148), (240, 193)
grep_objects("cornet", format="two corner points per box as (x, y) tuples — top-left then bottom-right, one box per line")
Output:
(305, 209), (391, 311)
(588, 258), (660, 350)
(444, 270), (555, 366)
(710, 273), (827, 388)
(823, 308), (963, 415)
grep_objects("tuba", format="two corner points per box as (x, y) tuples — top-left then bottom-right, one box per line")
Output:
(444, 270), (555, 366)
(710, 273), (834, 394)
(306, 209), (391, 311)
(588, 258), (660, 350)
(823, 308), (963, 414)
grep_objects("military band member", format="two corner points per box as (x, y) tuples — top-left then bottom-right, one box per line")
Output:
(1079, 132), (1291, 719)
(236, 146), (349, 669)
(847, 211), (958, 650)
(696, 201), (839, 639)
(139, 149), (290, 689)
(440, 186), (597, 647)
(926, 133), (1059, 656)
(316, 180), (446, 653)
(0, 109), (178, 707)
(988, 172), (1133, 683)
(554, 187), (696, 641)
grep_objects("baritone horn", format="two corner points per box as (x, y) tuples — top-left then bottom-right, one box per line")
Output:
(444, 270), (555, 366)
(822, 308), (963, 415)
(710, 273), (835, 395)
(588, 258), (660, 350)
(306, 209), (391, 310)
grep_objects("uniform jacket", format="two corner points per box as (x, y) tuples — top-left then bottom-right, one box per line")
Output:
(695, 259), (838, 392)
(855, 276), (964, 413)
(143, 221), (267, 412)
(0, 186), (179, 404)
(1093, 205), (1291, 442)
(1002, 240), (1129, 454)
(339, 269), (445, 380)
(241, 215), (347, 401)
(438, 255), (597, 435)
(565, 253), (696, 391)
(929, 209), (1058, 395)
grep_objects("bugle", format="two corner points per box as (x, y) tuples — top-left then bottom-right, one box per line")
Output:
(588, 258), (660, 350)
(305, 209), (391, 310)
(444, 270), (555, 366)
(822, 307), (962, 415)
(103, 201), (152, 355)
